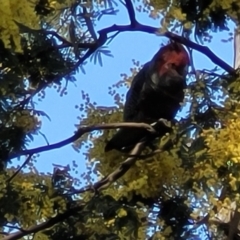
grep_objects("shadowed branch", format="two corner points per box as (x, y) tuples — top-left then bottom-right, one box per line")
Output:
(9, 122), (157, 159)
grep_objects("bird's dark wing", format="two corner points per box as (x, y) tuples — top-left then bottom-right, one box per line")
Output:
(123, 62), (151, 121)
(105, 63), (152, 152)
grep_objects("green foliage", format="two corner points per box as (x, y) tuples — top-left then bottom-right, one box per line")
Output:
(147, 0), (240, 41)
(1, 0), (240, 239)
(75, 58), (240, 238)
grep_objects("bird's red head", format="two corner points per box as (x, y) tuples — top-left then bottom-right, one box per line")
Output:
(154, 42), (190, 76)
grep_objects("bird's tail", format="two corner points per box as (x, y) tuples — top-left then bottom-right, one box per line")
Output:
(105, 128), (149, 152)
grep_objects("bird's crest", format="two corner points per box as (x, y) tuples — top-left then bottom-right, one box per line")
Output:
(154, 42), (190, 76)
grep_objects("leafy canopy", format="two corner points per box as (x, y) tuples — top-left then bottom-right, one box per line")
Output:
(1, 0), (240, 240)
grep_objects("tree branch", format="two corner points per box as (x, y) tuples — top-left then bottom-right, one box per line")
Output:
(68, 142), (152, 195)
(9, 122), (156, 159)
(22, 0), (236, 107)
(103, 0), (236, 74)
(40, 1), (236, 78)
(228, 209), (240, 239)
(4, 139), (164, 240)
(164, 32), (236, 75)
(4, 120), (172, 240)
(2, 205), (85, 240)
(7, 154), (33, 183)
(91, 140), (147, 192)
(98, 23), (236, 75)
(124, 0), (136, 26)
(68, 119), (173, 195)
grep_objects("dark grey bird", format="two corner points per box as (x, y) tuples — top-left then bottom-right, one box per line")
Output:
(105, 42), (190, 152)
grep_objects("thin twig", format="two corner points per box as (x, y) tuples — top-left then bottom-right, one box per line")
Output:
(7, 154), (33, 183)
(81, 6), (97, 41)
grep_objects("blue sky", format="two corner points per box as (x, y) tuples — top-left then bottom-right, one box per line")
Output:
(11, 3), (235, 181)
